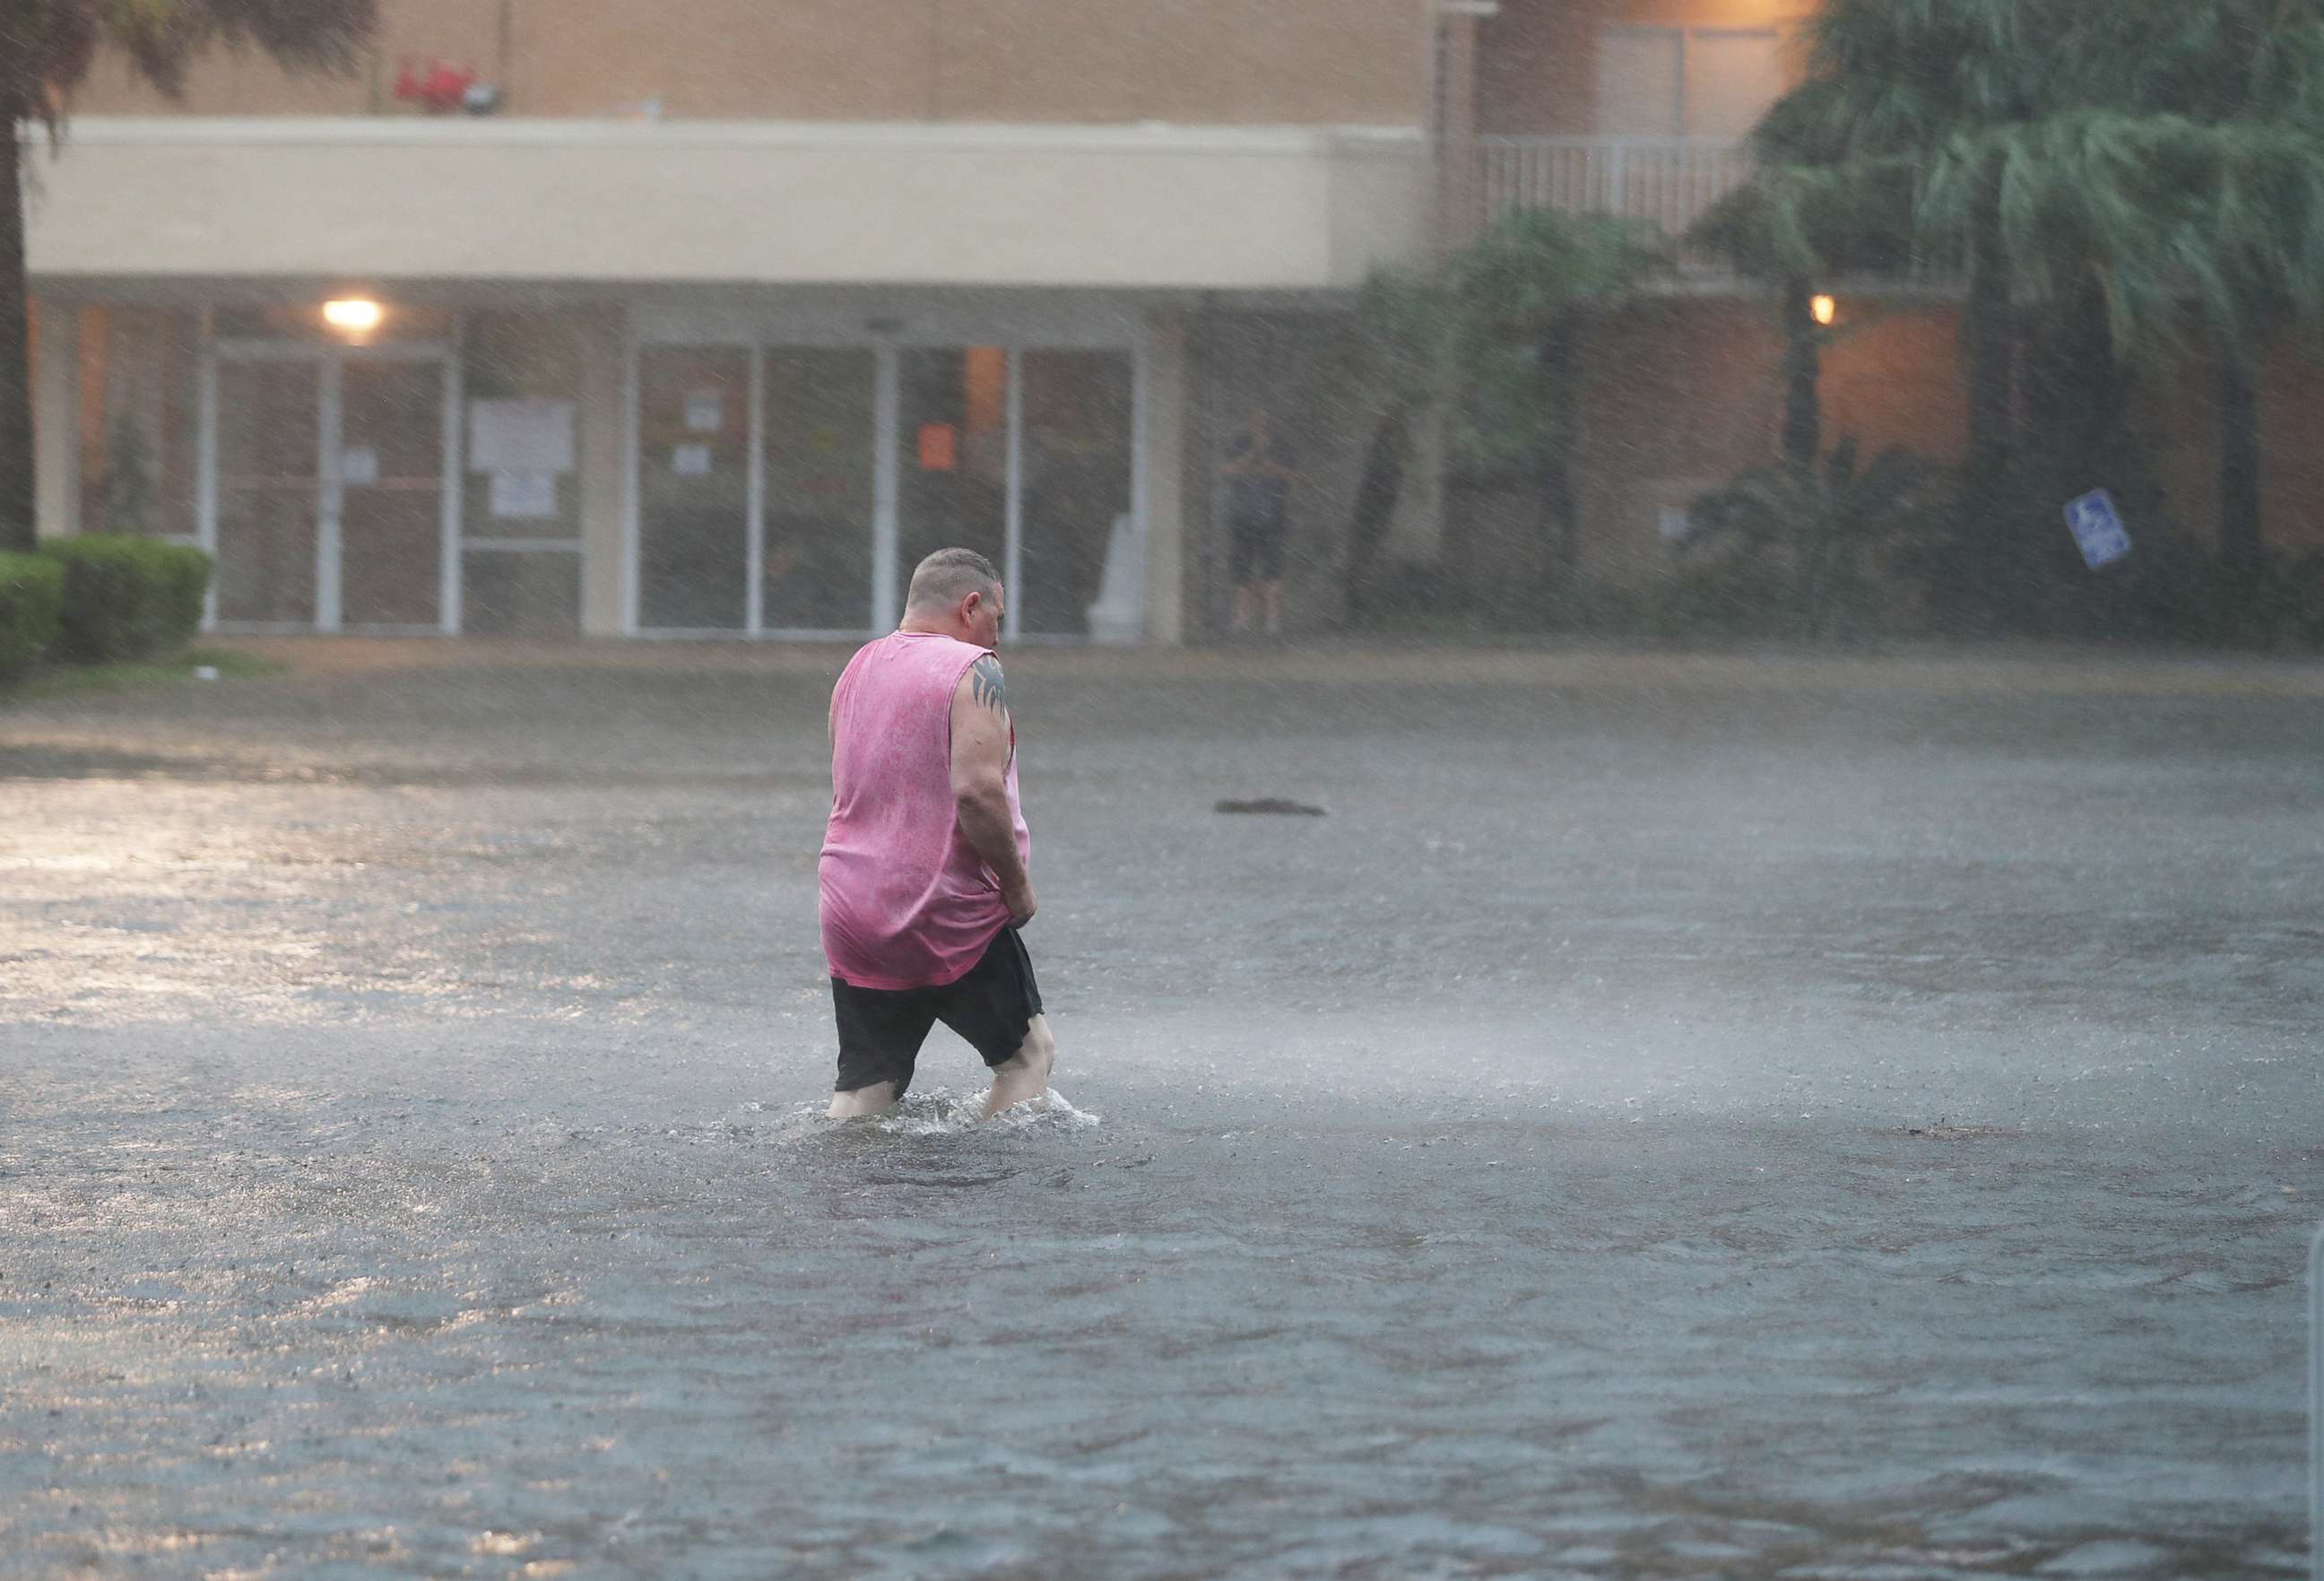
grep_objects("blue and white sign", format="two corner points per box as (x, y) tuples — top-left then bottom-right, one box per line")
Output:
(2064, 490), (2134, 570)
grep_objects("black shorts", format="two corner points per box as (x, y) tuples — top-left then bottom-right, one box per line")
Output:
(1229, 517), (1286, 584)
(831, 927), (1043, 1098)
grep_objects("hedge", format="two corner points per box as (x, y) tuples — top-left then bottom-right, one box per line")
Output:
(40, 536), (212, 664)
(0, 551), (65, 680)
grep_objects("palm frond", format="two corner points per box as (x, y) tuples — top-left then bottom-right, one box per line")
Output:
(16, 1), (380, 106)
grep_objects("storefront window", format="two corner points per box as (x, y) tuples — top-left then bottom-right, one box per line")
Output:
(1019, 351), (1135, 638)
(461, 312), (585, 636)
(637, 348), (750, 630)
(336, 355), (446, 630)
(761, 348), (875, 631)
(212, 355), (321, 625)
(630, 337), (1138, 641)
(75, 307), (201, 541)
(894, 347), (1009, 620)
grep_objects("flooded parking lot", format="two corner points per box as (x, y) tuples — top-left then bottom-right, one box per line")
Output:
(2, 641), (2319, 1579)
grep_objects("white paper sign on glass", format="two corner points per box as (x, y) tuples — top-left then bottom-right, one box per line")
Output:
(490, 471), (558, 519)
(2064, 489), (2133, 570)
(470, 400), (577, 475)
(685, 390), (724, 432)
(672, 444), (714, 477)
(340, 447), (380, 486)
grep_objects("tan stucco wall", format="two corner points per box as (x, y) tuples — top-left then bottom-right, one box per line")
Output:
(2257, 346), (2324, 553)
(69, 0), (1430, 126)
(1824, 300), (2324, 557)
(2142, 341), (2324, 556)
(1818, 302), (1969, 462)
(1562, 297), (1998, 584)
(28, 121), (1429, 291)
(1478, 0), (1808, 138)
(1572, 295), (1782, 582)
(1563, 296), (2324, 578)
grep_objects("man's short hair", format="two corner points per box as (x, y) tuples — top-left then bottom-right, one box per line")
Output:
(906, 548), (1002, 612)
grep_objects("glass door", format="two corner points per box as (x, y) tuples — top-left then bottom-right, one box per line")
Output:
(338, 355), (447, 630)
(208, 343), (452, 632)
(1019, 352), (1135, 638)
(760, 348), (876, 631)
(625, 336), (1140, 642)
(212, 354), (323, 626)
(637, 348), (750, 631)
(893, 347), (1009, 621)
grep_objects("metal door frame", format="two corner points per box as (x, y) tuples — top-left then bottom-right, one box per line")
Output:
(199, 332), (464, 634)
(624, 333), (1147, 643)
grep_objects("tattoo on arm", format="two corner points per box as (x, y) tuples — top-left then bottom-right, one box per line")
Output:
(969, 655), (1007, 715)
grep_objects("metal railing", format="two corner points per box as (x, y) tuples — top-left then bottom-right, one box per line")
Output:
(1477, 134), (1753, 249)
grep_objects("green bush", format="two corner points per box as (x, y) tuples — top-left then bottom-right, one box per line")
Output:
(40, 536), (212, 663)
(1645, 555), (1802, 642)
(1534, 578), (1654, 638)
(2130, 547), (2324, 650)
(1681, 439), (1930, 644)
(0, 551), (65, 681)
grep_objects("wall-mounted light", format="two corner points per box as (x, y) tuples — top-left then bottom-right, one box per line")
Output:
(323, 299), (385, 334)
(1810, 294), (1838, 326)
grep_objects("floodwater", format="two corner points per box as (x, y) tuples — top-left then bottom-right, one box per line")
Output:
(2, 641), (2319, 1580)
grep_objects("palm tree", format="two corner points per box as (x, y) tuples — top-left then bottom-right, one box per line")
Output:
(1785, 0), (2043, 499)
(1921, 111), (2324, 568)
(1680, 4), (2044, 629)
(1348, 208), (1659, 612)
(1740, 0), (2324, 622)
(1683, 437), (1927, 642)
(0, 0), (377, 552)
(1685, 146), (1919, 472)
(2087, 0), (2324, 566)
(1437, 207), (1663, 584)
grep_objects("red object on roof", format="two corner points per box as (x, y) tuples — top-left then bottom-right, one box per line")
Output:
(394, 56), (479, 115)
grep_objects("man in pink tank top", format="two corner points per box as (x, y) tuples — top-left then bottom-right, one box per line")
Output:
(820, 548), (1056, 1120)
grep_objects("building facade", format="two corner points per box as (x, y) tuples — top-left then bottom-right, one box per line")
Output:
(26, 0), (2319, 643)
(29, 1), (1446, 644)
(1454, 0), (2324, 600)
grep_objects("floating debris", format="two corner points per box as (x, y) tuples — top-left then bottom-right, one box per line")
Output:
(1214, 797), (1326, 816)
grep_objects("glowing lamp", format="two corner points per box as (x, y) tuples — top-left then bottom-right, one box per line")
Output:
(1810, 294), (1837, 326)
(323, 299), (385, 333)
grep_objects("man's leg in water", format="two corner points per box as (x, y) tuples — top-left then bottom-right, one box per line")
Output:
(982, 1014), (1056, 1119)
(828, 1081), (898, 1120)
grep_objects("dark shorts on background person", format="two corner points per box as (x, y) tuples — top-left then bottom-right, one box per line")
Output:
(1229, 516), (1287, 584)
(831, 926), (1043, 1098)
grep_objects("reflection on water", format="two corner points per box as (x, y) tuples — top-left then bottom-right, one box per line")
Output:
(3, 655), (2319, 1577)
(4, 1074), (2304, 1580)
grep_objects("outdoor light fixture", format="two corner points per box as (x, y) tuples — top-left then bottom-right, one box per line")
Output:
(1810, 294), (1838, 326)
(323, 299), (385, 333)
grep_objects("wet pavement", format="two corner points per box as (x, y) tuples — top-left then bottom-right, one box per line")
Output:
(2, 638), (2319, 1580)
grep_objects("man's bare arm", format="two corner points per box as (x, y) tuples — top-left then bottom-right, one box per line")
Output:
(950, 655), (1035, 925)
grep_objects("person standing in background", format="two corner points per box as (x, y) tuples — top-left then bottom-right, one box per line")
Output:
(1220, 408), (1298, 637)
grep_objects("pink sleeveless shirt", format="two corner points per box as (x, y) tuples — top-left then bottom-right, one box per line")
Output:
(819, 631), (1029, 990)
